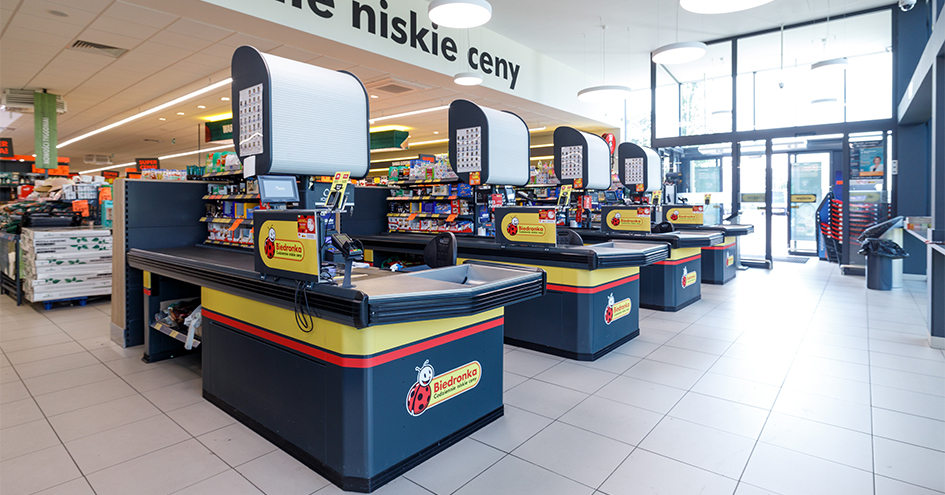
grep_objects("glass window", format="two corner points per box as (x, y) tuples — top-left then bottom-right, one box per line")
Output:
(655, 42), (732, 138)
(623, 89), (652, 147)
(736, 10), (891, 131)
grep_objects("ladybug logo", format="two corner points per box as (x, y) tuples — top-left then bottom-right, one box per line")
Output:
(506, 216), (519, 236)
(610, 212), (621, 227)
(406, 360), (435, 416)
(670, 210), (679, 221)
(264, 227), (276, 259)
(604, 293), (615, 325)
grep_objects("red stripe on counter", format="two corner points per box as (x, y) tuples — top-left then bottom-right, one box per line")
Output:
(702, 243), (736, 251)
(202, 309), (503, 369)
(546, 274), (640, 294)
(654, 254), (702, 265)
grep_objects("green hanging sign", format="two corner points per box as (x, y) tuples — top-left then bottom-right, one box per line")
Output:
(33, 92), (58, 169)
(205, 119), (233, 142)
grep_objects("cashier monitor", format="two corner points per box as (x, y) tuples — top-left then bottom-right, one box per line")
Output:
(258, 175), (299, 204)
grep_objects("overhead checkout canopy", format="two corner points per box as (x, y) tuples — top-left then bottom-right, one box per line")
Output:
(230, 45), (370, 178)
(553, 127), (611, 190)
(448, 99), (530, 187)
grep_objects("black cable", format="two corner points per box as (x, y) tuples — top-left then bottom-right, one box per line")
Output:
(294, 280), (313, 333)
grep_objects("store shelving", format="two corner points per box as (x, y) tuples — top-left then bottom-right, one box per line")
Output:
(386, 213), (472, 219)
(203, 239), (253, 250)
(199, 217), (254, 227)
(202, 170), (244, 179)
(151, 321), (201, 348)
(202, 194), (259, 200)
(386, 195), (466, 201)
(387, 178), (460, 186)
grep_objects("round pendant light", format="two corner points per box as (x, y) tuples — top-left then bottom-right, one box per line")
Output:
(577, 85), (632, 103)
(651, 41), (707, 65)
(428, 0), (492, 29)
(680, 0), (775, 15)
(811, 57), (848, 71)
(453, 72), (483, 86)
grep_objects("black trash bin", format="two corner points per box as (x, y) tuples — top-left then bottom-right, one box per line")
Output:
(858, 238), (908, 291)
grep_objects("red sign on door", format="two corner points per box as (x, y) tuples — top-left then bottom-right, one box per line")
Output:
(602, 133), (617, 155)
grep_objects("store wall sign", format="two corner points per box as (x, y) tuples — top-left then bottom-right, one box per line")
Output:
(212, 0), (523, 90)
(136, 158), (160, 170)
(0, 138), (12, 157)
(205, 119), (233, 142)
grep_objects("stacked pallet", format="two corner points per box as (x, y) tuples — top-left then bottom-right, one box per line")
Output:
(21, 227), (112, 302)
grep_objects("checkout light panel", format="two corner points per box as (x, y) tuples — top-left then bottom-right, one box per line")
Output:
(231, 45), (370, 178)
(448, 99), (529, 186)
(553, 127), (611, 190)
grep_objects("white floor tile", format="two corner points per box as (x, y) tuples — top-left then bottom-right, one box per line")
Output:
(534, 361), (617, 394)
(0, 445), (82, 495)
(759, 412), (873, 471)
(611, 338), (661, 358)
(0, 398), (43, 429)
(197, 422), (277, 467)
(599, 449), (737, 495)
(873, 437), (945, 492)
(503, 350), (563, 377)
(559, 395), (663, 447)
(782, 367), (872, 405)
(0, 418), (62, 462)
(741, 442), (873, 495)
(470, 405), (554, 453)
(11, 352), (100, 379)
(48, 394), (162, 443)
(34, 377), (137, 417)
(166, 400), (237, 437)
(773, 388), (872, 433)
(668, 392), (769, 439)
(452, 455), (593, 495)
(872, 384), (945, 421)
(872, 407), (945, 452)
(503, 379), (589, 419)
(622, 358), (705, 390)
(23, 363), (116, 396)
(236, 449), (330, 495)
(573, 351), (642, 375)
(874, 475), (945, 495)
(65, 414), (191, 474)
(595, 376), (686, 415)
(639, 417), (755, 479)
(513, 421), (633, 488)
(86, 439), (229, 495)
(34, 478), (96, 495)
(172, 469), (264, 495)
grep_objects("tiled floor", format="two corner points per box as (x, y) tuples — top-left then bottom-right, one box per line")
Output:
(1, 260), (944, 495)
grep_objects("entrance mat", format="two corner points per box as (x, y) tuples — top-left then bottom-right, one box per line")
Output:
(772, 256), (810, 264)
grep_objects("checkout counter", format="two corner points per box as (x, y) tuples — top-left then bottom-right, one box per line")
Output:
(358, 118), (669, 360)
(662, 204), (754, 285)
(573, 225), (723, 311)
(112, 50), (548, 493)
(356, 232), (668, 361)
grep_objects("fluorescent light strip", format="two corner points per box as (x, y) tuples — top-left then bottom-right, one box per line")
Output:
(370, 155), (418, 163)
(528, 127), (547, 132)
(370, 106), (449, 124)
(530, 143), (553, 148)
(530, 155), (554, 161)
(369, 167), (391, 173)
(409, 138), (450, 146)
(59, 78), (233, 149)
(80, 144), (233, 174)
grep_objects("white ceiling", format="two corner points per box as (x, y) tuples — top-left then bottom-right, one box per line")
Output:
(0, 0), (895, 172)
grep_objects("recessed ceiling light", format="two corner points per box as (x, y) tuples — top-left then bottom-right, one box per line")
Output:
(454, 72), (483, 86)
(158, 117), (166, 121)
(433, 131), (439, 134)
(428, 0), (492, 28)
(177, 112), (185, 115)
(197, 105), (206, 109)
(370, 95), (379, 99)
(48, 10), (69, 17)
(221, 97), (230, 101)
(680, 0), (774, 14)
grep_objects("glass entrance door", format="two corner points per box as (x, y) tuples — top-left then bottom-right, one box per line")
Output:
(738, 140), (768, 260)
(787, 153), (831, 255)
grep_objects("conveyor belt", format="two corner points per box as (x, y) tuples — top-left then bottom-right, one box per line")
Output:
(678, 224), (754, 236)
(127, 246), (545, 328)
(572, 229), (723, 249)
(356, 233), (669, 269)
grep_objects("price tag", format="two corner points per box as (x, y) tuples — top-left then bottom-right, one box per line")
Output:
(408, 213), (418, 221)
(445, 213), (457, 222)
(72, 200), (89, 217)
(228, 218), (243, 231)
(98, 186), (112, 202)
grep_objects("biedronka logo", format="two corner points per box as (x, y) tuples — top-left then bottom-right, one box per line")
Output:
(505, 216), (546, 237)
(406, 360), (481, 417)
(263, 227), (303, 261)
(681, 266), (697, 288)
(603, 293), (632, 325)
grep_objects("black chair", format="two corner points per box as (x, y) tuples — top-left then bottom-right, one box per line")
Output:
(556, 229), (584, 246)
(422, 232), (457, 268)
